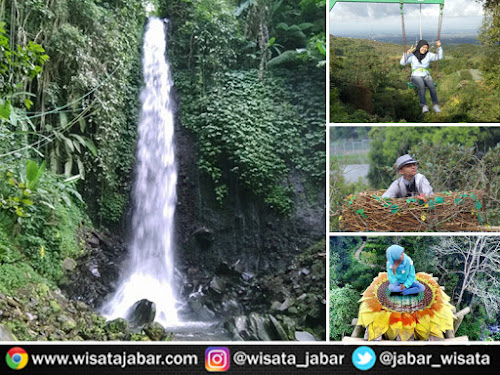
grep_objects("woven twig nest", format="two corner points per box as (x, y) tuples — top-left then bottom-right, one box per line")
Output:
(340, 190), (485, 232)
(357, 272), (455, 341)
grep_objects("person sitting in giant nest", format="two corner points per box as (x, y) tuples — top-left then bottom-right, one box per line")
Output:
(382, 154), (433, 199)
(400, 39), (443, 114)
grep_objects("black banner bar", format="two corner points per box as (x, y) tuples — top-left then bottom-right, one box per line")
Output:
(2, 344), (500, 374)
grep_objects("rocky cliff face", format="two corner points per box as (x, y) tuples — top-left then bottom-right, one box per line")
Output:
(174, 122), (325, 274)
(58, 119), (325, 341)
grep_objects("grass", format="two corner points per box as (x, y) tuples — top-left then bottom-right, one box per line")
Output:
(330, 153), (370, 165)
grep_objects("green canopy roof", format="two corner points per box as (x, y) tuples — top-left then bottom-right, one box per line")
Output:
(330, 0), (445, 11)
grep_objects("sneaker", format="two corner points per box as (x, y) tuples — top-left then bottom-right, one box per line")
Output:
(433, 104), (441, 113)
(422, 105), (429, 113)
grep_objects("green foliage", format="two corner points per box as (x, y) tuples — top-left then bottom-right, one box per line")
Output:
(330, 36), (499, 123)
(159, 0), (245, 89)
(398, 236), (438, 273)
(0, 158), (87, 289)
(156, 1), (324, 215)
(99, 192), (126, 225)
(2, 0), (146, 228)
(329, 236), (379, 290)
(0, 256), (53, 295)
(479, 1), (500, 92)
(342, 261), (379, 290)
(178, 68), (324, 215)
(329, 157), (371, 230)
(0, 21), (49, 159)
(0, 228), (13, 263)
(367, 126), (500, 189)
(411, 142), (500, 225)
(26, 160), (46, 190)
(456, 306), (491, 341)
(0, 161), (42, 224)
(0, 22), (49, 100)
(329, 284), (358, 340)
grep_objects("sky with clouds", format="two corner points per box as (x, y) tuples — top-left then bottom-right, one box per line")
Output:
(330, 0), (484, 37)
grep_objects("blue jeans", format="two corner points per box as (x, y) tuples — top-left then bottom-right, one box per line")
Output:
(389, 281), (425, 295)
(411, 75), (438, 106)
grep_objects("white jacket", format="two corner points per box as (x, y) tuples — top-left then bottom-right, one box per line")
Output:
(382, 173), (434, 198)
(400, 47), (443, 77)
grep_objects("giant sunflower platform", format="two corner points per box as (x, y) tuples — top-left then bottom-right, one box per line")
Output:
(345, 272), (470, 342)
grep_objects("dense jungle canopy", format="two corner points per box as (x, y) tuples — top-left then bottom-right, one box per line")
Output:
(0, 0), (326, 340)
(330, 0), (500, 123)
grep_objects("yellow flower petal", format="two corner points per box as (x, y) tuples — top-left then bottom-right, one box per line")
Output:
(371, 310), (391, 339)
(386, 324), (400, 340)
(415, 323), (430, 340)
(399, 326), (415, 341)
(358, 311), (377, 327)
(430, 322), (445, 339)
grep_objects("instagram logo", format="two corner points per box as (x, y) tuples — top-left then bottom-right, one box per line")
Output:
(205, 347), (230, 372)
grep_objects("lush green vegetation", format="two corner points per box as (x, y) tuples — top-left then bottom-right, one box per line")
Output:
(1, 0), (146, 296)
(330, 1), (500, 123)
(330, 236), (500, 341)
(160, 0), (326, 214)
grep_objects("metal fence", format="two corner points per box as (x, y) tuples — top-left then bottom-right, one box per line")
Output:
(330, 138), (371, 155)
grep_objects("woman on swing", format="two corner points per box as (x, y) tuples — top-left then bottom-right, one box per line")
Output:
(400, 39), (443, 113)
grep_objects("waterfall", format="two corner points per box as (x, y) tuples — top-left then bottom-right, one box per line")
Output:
(102, 17), (179, 327)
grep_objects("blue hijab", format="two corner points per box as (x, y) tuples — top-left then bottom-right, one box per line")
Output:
(386, 244), (410, 268)
(386, 244), (416, 287)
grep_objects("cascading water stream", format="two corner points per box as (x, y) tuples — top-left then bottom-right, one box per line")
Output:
(102, 17), (179, 327)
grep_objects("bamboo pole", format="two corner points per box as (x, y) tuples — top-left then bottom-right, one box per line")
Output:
(453, 307), (471, 333)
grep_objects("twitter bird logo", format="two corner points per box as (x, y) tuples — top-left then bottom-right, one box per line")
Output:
(352, 346), (376, 371)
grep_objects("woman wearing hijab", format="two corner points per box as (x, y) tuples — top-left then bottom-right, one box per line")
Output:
(386, 245), (425, 296)
(400, 39), (443, 113)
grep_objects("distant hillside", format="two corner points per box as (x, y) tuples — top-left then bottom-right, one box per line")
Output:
(333, 33), (480, 46)
(330, 36), (500, 123)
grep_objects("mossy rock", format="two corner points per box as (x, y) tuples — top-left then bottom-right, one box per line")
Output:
(91, 313), (106, 326)
(143, 322), (167, 341)
(0, 324), (18, 341)
(107, 332), (130, 340)
(49, 300), (61, 313)
(35, 283), (50, 298)
(104, 318), (129, 334)
(130, 333), (152, 341)
(57, 315), (77, 333)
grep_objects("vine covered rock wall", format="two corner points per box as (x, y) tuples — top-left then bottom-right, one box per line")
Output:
(161, 0), (326, 273)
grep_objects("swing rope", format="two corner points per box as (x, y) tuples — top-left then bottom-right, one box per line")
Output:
(400, 2), (412, 85)
(435, 4), (444, 80)
(419, 4), (422, 41)
(401, 3), (407, 65)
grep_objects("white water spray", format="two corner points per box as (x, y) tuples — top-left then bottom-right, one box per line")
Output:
(102, 17), (179, 326)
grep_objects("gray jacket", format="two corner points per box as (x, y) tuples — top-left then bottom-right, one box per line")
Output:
(382, 173), (433, 198)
